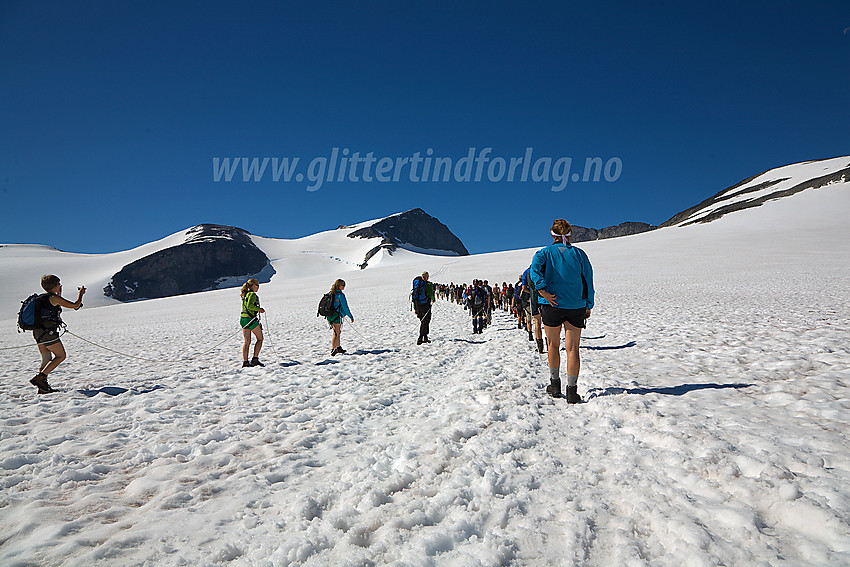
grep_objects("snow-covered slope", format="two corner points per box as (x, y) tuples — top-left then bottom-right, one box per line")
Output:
(0, 174), (848, 565)
(0, 211), (462, 315)
(661, 155), (849, 227)
(0, 231), (191, 312)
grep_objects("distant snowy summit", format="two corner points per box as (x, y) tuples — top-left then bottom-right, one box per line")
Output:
(102, 209), (468, 302)
(346, 208), (469, 265)
(660, 155), (850, 227)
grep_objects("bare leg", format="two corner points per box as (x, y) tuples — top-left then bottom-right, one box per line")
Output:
(331, 323), (341, 350)
(40, 341), (67, 376)
(242, 329), (252, 361)
(252, 326), (264, 358)
(544, 324), (562, 369)
(38, 344), (52, 373)
(563, 322), (582, 377)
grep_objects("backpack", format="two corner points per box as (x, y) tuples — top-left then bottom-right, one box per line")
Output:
(317, 292), (337, 317)
(18, 293), (44, 331)
(468, 287), (484, 307)
(411, 277), (428, 304)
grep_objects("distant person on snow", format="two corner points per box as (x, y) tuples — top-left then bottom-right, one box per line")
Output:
(240, 278), (265, 367)
(524, 267), (545, 353)
(29, 275), (86, 394)
(412, 271), (436, 345)
(327, 279), (354, 355)
(530, 219), (595, 403)
(465, 280), (488, 334)
(512, 275), (527, 329)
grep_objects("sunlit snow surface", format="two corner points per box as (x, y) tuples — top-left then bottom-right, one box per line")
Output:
(1, 184), (849, 566)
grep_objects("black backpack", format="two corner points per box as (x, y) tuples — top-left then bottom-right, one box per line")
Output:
(317, 292), (337, 317)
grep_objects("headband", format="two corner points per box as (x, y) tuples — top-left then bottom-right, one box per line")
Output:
(551, 230), (571, 244)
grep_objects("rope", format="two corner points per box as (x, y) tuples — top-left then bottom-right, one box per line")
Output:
(59, 315), (259, 365)
(261, 311), (283, 360)
(0, 327), (67, 351)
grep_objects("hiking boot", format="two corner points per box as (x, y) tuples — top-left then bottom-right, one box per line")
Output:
(546, 379), (563, 399)
(537, 338), (545, 353)
(528, 330), (534, 341)
(423, 336), (431, 343)
(30, 372), (52, 394)
(250, 357), (265, 367)
(417, 336), (424, 345)
(242, 360), (251, 368)
(566, 386), (584, 404)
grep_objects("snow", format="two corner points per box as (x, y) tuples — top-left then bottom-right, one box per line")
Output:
(0, 218), (417, 313)
(1, 178), (849, 565)
(670, 155), (849, 226)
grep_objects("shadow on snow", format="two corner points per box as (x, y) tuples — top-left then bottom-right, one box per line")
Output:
(77, 385), (167, 397)
(586, 382), (754, 399)
(578, 341), (637, 351)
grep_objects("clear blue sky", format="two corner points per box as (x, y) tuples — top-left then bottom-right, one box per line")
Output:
(2, 1), (848, 254)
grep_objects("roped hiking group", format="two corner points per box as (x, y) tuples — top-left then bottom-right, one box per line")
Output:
(21, 219), (593, 403)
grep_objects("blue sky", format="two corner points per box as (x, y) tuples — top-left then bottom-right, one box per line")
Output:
(1, 1), (848, 254)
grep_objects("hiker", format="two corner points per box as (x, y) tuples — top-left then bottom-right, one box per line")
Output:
(512, 275), (527, 329)
(29, 275), (86, 394)
(530, 219), (595, 403)
(528, 268), (546, 354)
(525, 267), (546, 353)
(482, 280), (494, 327)
(412, 271), (436, 345)
(504, 283), (514, 313)
(240, 278), (265, 367)
(327, 279), (354, 355)
(465, 280), (488, 334)
(520, 269), (535, 341)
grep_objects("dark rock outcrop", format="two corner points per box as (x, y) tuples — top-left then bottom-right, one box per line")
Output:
(570, 222), (658, 243)
(104, 225), (273, 301)
(348, 209), (469, 257)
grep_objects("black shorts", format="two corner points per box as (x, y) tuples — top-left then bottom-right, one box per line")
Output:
(540, 305), (587, 329)
(33, 327), (60, 345)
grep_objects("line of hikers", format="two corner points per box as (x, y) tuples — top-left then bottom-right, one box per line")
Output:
(411, 218), (595, 402)
(21, 219), (593, 402)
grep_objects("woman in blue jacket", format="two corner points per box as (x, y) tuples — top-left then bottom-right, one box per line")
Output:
(530, 219), (595, 403)
(327, 279), (354, 355)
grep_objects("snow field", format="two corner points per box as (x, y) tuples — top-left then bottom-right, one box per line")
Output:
(2, 183), (850, 565)
(2, 254), (849, 565)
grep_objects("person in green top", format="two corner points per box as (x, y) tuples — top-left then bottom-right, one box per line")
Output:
(240, 278), (265, 367)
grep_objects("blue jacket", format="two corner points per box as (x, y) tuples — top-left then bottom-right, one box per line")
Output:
(530, 243), (594, 310)
(334, 291), (354, 320)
